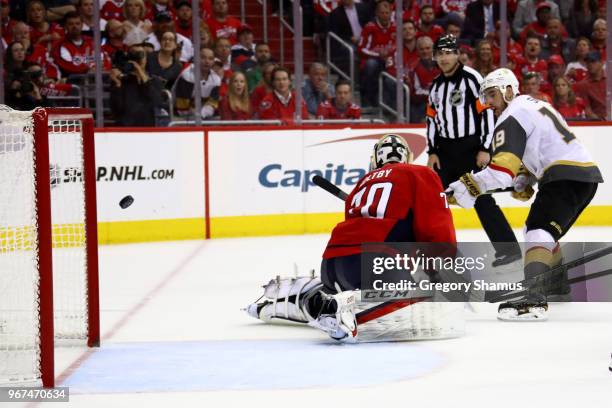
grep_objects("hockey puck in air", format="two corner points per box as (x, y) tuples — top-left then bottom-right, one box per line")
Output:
(119, 195), (134, 209)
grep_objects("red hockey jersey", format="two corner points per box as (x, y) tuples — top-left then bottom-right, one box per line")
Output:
(358, 20), (396, 61)
(323, 163), (456, 259)
(316, 99), (361, 119)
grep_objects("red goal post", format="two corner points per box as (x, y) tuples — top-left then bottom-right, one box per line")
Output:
(0, 107), (99, 388)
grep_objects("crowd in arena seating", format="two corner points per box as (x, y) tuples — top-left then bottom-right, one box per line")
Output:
(1, 0), (609, 125)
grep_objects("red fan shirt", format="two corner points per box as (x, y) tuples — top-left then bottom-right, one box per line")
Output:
(358, 20), (396, 62)
(258, 91), (309, 124)
(316, 99), (361, 119)
(323, 163), (456, 259)
(554, 97), (586, 120)
(206, 16), (242, 44)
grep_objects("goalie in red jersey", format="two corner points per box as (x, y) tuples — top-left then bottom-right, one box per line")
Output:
(246, 134), (457, 342)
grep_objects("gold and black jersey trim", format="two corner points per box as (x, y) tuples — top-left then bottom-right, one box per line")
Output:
(540, 161), (604, 185)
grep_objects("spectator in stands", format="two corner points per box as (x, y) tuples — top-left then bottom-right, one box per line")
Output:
(458, 45), (473, 66)
(78, 0), (106, 36)
(145, 11), (194, 63)
(123, 0), (153, 46)
(1, 0), (13, 45)
(461, 0), (498, 46)
(358, 0), (395, 107)
(219, 71), (252, 120)
(53, 12), (97, 77)
(327, 0), (369, 77)
(316, 79), (361, 120)
(407, 35), (439, 123)
(231, 25), (255, 69)
(44, 0), (77, 22)
(565, 37), (591, 84)
(512, 0), (560, 37)
(329, 0), (369, 46)
(590, 18), (606, 60)
(174, 46), (221, 119)
(5, 41), (27, 80)
(197, 22), (214, 49)
(214, 37), (233, 78)
(258, 67), (309, 123)
(12, 21), (60, 81)
(514, 35), (548, 81)
(250, 61), (277, 110)
(545, 54), (565, 87)
(245, 42), (272, 91)
(445, 19), (462, 40)
(26, 0), (64, 48)
(569, 0), (599, 39)
(302, 62), (335, 116)
(207, 0), (242, 44)
(101, 0), (125, 22)
(110, 43), (163, 126)
(402, 0), (420, 23)
(487, 20), (523, 66)
(472, 39), (496, 77)
(552, 76), (586, 120)
(175, 1), (193, 39)
(386, 19), (419, 76)
(418, 5), (444, 42)
(574, 50), (606, 120)
(518, 2), (555, 44)
(102, 19), (128, 61)
(540, 18), (574, 62)
(145, 0), (175, 22)
(146, 30), (182, 89)
(522, 71), (552, 103)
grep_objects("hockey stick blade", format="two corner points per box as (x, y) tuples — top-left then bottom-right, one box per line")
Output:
(488, 266), (612, 303)
(312, 175), (349, 201)
(486, 244), (612, 302)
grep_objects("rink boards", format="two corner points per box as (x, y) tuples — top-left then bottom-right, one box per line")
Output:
(92, 124), (612, 243)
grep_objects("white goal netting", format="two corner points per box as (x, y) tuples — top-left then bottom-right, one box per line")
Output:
(0, 107), (92, 385)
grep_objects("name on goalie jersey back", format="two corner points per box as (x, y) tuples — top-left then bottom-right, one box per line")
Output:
(359, 168), (393, 188)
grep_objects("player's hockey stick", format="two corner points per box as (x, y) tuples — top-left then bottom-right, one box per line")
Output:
(312, 175), (349, 201)
(485, 244), (612, 302)
(487, 266), (612, 303)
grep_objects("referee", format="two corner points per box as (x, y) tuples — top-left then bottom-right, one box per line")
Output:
(426, 35), (520, 266)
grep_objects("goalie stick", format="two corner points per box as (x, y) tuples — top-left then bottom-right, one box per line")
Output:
(312, 175), (349, 201)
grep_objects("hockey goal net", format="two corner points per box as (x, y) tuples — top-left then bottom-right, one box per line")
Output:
(0, 106), (99, 387)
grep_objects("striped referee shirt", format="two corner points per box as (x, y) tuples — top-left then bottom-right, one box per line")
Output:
(425, 64), (494, 155)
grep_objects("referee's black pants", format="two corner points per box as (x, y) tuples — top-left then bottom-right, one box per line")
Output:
(435, 136), (519, 257)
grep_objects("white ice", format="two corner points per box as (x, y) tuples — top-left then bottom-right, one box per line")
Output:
(25, 227), (612, 407)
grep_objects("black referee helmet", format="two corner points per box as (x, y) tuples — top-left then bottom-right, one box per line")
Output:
(434, 34), (458, 53)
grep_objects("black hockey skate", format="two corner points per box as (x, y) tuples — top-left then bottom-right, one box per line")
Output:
(497, 293), (548, 321)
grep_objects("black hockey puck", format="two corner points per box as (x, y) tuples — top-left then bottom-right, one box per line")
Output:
(119, 195), (134, 209)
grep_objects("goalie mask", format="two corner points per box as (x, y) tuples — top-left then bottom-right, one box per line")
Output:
(370, 134), (413, 170)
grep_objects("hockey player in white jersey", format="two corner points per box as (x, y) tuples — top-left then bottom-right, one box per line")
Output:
(446, 68), (603, 321)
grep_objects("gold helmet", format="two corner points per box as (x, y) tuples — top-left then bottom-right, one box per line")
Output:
(370, 134), (413, 170)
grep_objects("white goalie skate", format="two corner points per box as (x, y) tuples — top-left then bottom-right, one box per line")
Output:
(308, 290), (359, 343)
(245, 273), (322, 324)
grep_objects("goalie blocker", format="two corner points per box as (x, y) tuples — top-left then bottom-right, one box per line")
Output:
(246, 135), (463, 342)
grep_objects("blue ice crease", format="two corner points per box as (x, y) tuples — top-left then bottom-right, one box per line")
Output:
(63, 339), (445, 393)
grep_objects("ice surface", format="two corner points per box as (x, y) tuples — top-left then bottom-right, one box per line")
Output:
(31, 228), (612, 407)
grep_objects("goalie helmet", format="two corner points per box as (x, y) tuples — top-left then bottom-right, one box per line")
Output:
(370, 134), (413, 170)
(479, 68), (520, 103)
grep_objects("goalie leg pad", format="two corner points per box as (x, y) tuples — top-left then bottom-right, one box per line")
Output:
(246, 275), (323, 324)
